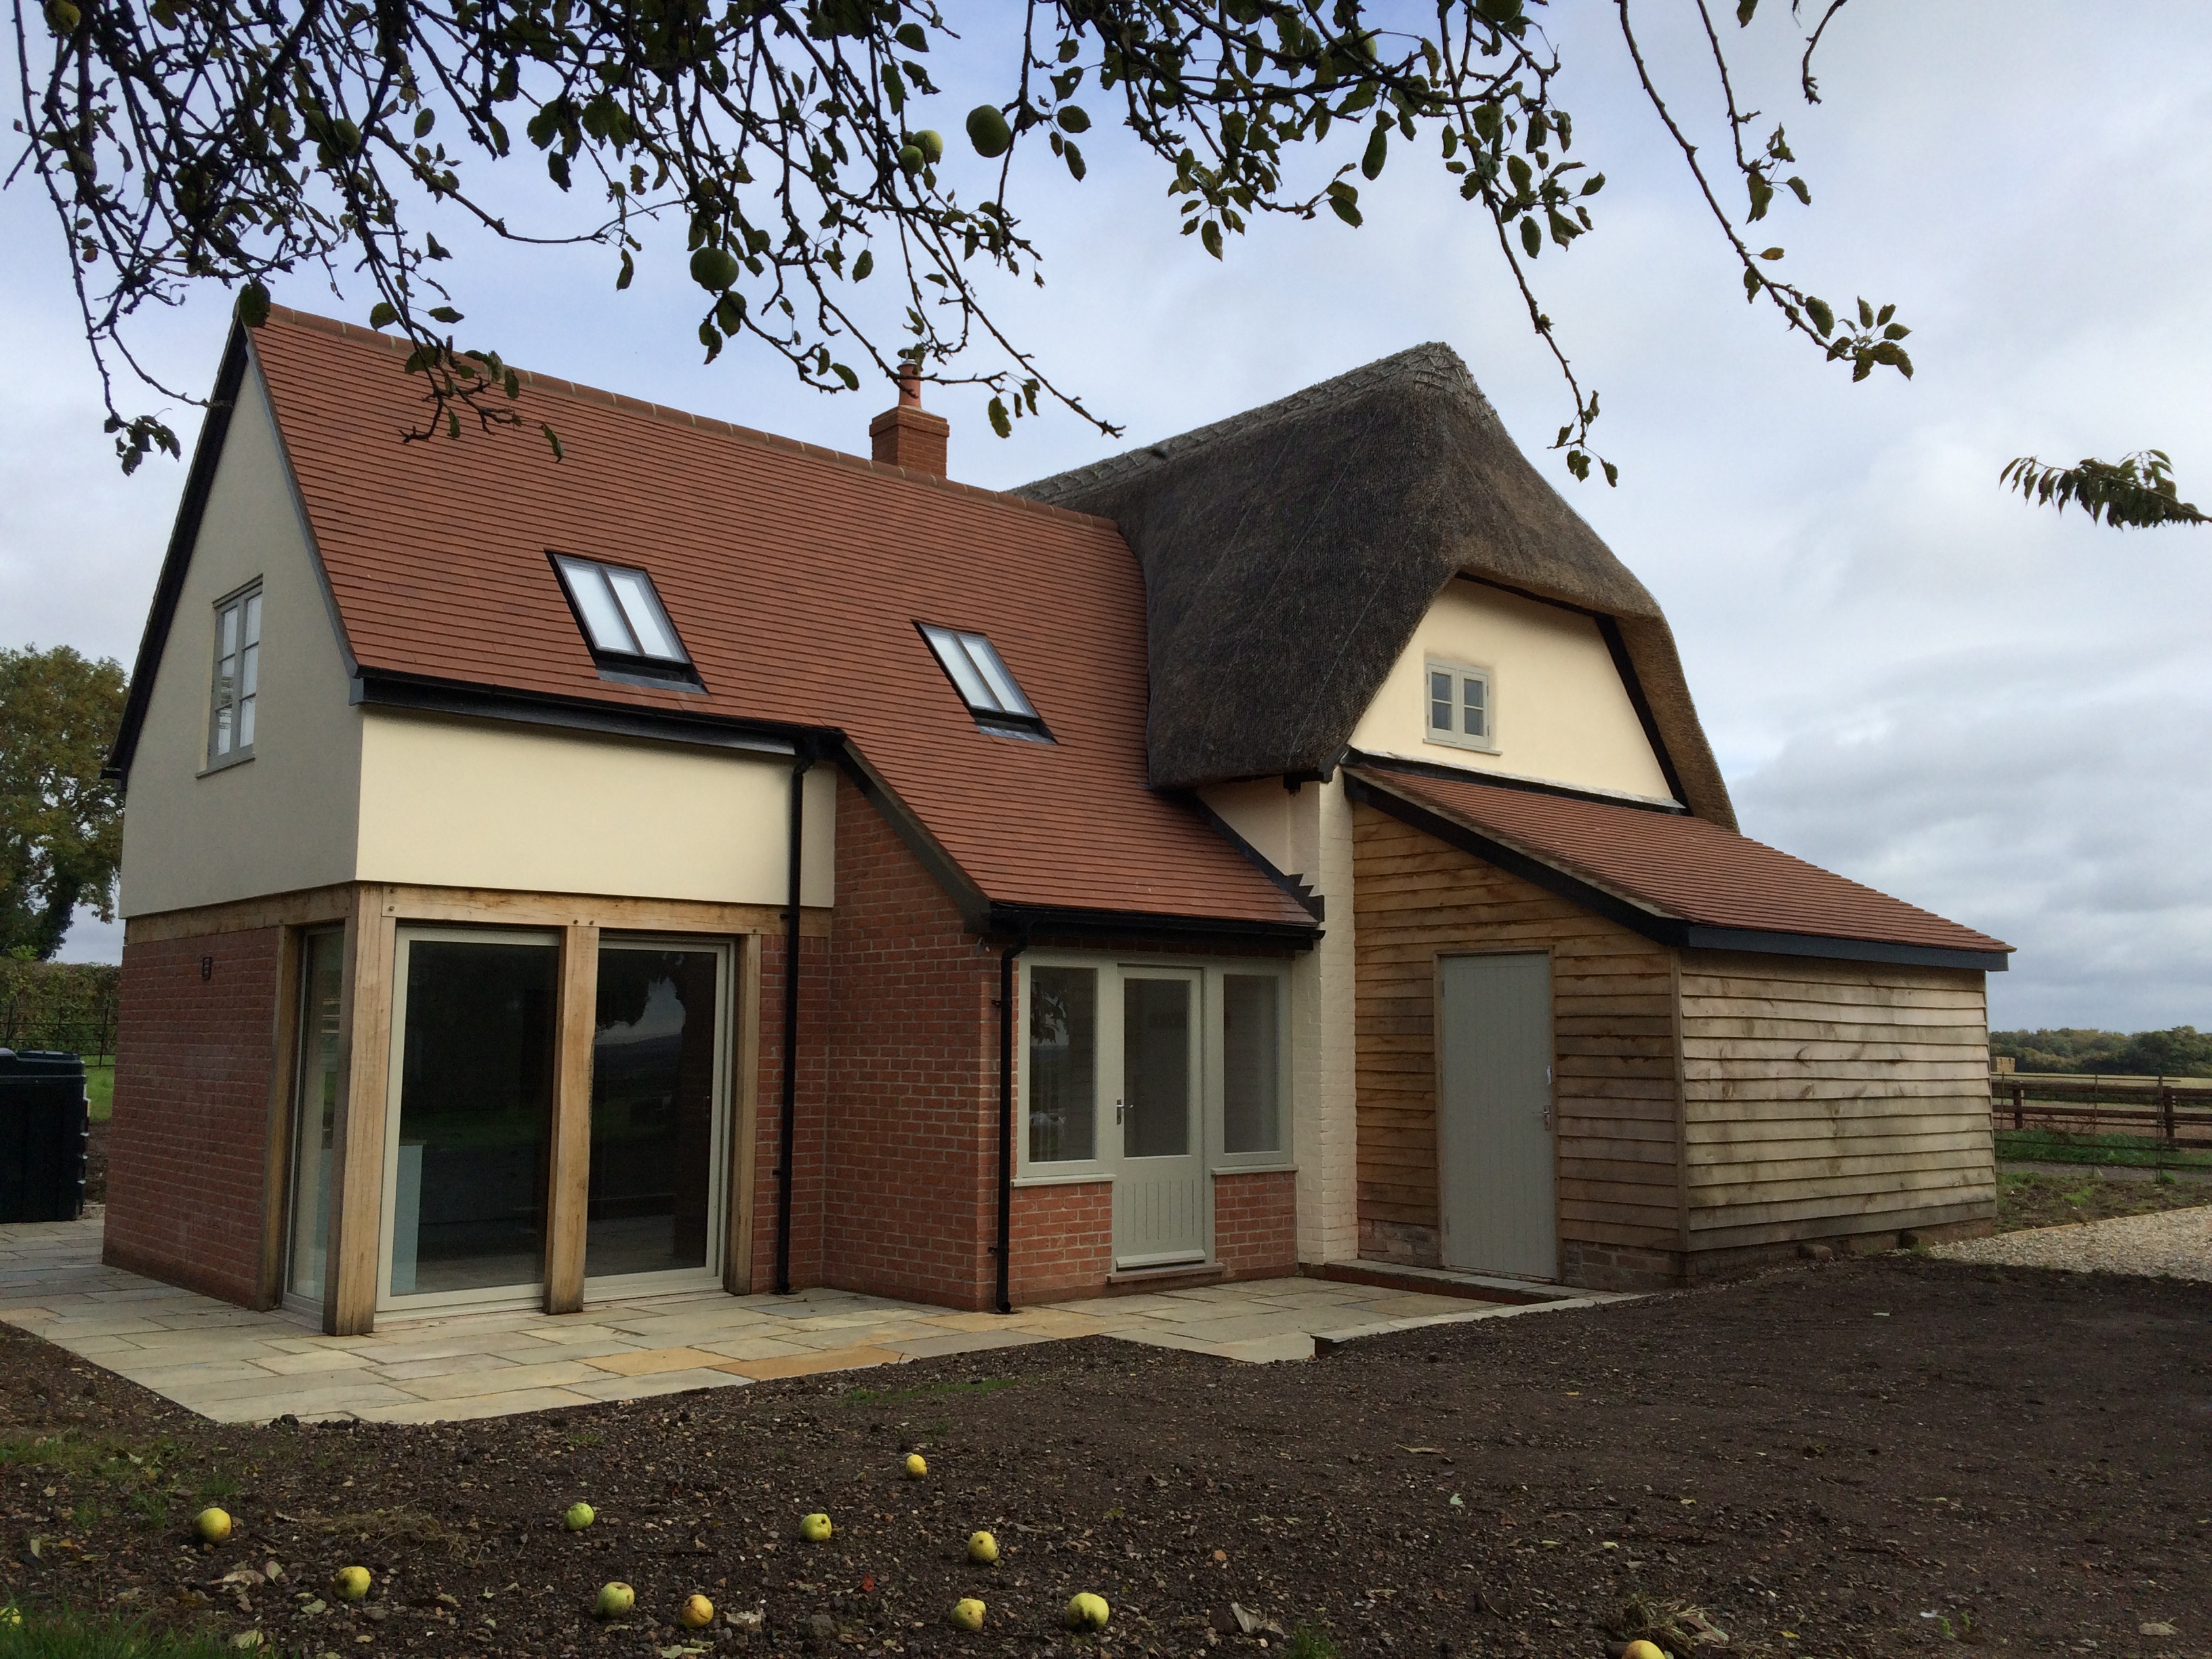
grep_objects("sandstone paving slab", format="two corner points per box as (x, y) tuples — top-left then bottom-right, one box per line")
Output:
(714, 1344), (903, 1381)
(565, 1368), (754, 1403)
(253, 1348), (382, 1377)
(692, 1334), (809, 1362)
(392, 1361), (613, 1401)
(175, 1378), (424, 1420)
(352, 1387), (598, 1424)
(374, 1351), (527, 1384)
(590, 1346), (728, 1378)
(881, 1329), (1052, 1360)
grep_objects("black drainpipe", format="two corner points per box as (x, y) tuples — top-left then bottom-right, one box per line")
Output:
(773, 740), (815, 1296)
(994, 933), (1024, 1315)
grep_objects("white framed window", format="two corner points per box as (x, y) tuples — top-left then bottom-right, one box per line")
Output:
(207, 581), (262, 768)
(918, 622), (1051, 741)
(551, 553), (693, 676)
(1424, 658), (1496, 753)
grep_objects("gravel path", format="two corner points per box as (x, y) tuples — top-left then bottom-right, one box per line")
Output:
(1934, 1202), (2212, 1281)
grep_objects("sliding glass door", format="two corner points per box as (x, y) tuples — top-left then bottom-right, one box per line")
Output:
(584, 941), (729, 1290)
(382, 930), (560, 1307)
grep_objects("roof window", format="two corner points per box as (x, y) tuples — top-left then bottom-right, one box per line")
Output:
(919, 623), (1050, 740)
(552, 554), (697, 684)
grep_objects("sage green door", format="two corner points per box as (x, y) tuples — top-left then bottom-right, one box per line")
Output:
(1111, 970), (1206, 1269)
(1437, 953), (1557, 1279)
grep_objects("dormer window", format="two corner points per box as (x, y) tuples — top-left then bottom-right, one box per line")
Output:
(1425, 659), (1496, 753)
(552, 553), (697, 684)
(920, 623), (1051, 741)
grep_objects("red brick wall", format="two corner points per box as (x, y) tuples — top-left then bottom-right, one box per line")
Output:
(747, 928), (831, 1293)
(1214, 1169), (1297, 1280)
(1008, 1180), (1113, 1304)
(822, 775), (998, 1308)
(105, 928), (282, 1307)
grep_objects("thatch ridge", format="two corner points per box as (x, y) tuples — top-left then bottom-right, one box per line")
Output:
(1017, 343), (1736, 827)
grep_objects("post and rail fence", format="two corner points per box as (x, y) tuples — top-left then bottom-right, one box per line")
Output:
(1988, 1070), (2212, 1162)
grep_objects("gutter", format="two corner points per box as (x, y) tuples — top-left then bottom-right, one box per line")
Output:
(773, 739), (816, 1295)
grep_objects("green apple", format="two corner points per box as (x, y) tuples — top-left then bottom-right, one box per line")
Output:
(679, 1593), (715, 1629)
(594, 1581), (636, 1619)
(1065, 1593), (1110, 1629)
(965, 1530), (998, 1564)
(798, 1511), (834, 1542)
(194, 1507), (232, 1544)
(949, 1597), (985, 1631)
(332, 1566), (371, 1601)
(563, 1501), (596, 1532)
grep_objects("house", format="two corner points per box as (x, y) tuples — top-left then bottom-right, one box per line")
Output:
(102, 307), (2010, 1337)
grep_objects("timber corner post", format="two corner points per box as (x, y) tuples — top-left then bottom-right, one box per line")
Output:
(324, 884), (395, 1336)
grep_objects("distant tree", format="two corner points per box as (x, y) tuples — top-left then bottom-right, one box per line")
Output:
(0, 647), (128, 962)
(1989, 1027), (2212, 1080)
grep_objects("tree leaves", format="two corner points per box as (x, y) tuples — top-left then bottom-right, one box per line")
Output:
(2000, 451), (2207, 529)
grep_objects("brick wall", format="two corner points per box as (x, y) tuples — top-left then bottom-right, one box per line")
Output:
(747, 928), (832, 1293)
(822, 775), (998, 1308)
(1008, 1180), (1113, 1304)
(1213, 1169), (1297, 1279)
(105, 928), (282, 1306)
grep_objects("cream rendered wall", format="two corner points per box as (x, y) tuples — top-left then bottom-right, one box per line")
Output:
(118, 362), (365, 918)
(1349, 579), (1675, 802)
(354, 710), (834, 908)
(1203, 777), (1297, 876)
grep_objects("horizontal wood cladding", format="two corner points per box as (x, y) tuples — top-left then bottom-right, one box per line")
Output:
(1352, 805), (1683, 1266)
(1679, 949), (1994, 1250)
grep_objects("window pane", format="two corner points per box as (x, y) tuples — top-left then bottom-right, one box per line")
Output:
(1027, 966), (1096, 1162)
(557, 557), (639, 655)
(211, 679), (234, 757)
(239, 640), (259, 699)
(1223, 975), (1282, 1154)
(607, 567), (685, 662)
(1463, 676), (1487, 739)
(285, 930), (347, 1303)
(242, 591), (262, 647)
(390, 939), (558, 1296)
(923, 624), (998, 712)
(1122, 978), (1192, 1159)
(1429, 670), (1453, 733)
(962, 632), (1036, 717)
(218, 604), (239, 657)
(587, 947), (720, 1279)
(237, 692), (256, 750)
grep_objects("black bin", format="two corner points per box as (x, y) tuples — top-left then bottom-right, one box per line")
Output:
(0, 1050), (89, 1223)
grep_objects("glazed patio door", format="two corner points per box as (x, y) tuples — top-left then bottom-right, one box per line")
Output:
(1110, 968), (1206, 1269)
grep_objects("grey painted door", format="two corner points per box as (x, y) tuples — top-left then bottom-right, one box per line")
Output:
(1111, 970), (1207, 1268)
(1437, 952), (1557, 1279)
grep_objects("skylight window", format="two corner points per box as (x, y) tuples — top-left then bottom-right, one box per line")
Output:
(919, 623), (1048, 739)
(552, 554), (693, 676)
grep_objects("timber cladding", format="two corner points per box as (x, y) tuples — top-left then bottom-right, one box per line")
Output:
(1679, 949), (1995, 1260)
(1351, 804), (1681, 1285)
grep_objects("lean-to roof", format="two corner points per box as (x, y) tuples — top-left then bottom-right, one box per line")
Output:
(134, 308), (1314, 938)
(1019, 344), (1736, 827)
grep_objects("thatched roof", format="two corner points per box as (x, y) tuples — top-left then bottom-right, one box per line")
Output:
(1017, 344), (1736, 828)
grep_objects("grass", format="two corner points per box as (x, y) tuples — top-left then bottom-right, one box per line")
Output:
(83, 1065), (112, 1125)
(1996, 1128), (2212, 1170)
(0, 1612), (245, 1658)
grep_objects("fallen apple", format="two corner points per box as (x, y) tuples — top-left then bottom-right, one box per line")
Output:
(194, 1507), (232, 1544)
(904, 1453), (928, 1479)
(1620, 1643), (1667, 1659)
(799, 1512), (834, 1542)
(1065, 1592), (1110, 1630)
(678, 1593), (715, 1630)
(965, 1530), (998, 1564)
(331, 1566), (371, 1601)
(594, 1581), (636, 1619)
(949, 1597), (985, 1631)
(563, 1502), (596, 1532)
(0, 1607), (19, 1628)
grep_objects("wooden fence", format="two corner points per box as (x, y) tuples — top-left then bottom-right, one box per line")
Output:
(1988, 1073), (2212, 1154)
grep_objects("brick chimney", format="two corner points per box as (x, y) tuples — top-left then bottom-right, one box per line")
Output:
(869, 362), (949, 478)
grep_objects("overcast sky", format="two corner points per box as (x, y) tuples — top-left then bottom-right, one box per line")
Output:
(4, 1), (2208, 1032)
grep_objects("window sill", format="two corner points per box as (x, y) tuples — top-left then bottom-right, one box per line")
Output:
(197, 750), (256, 779)
(1212, 1162), (1297, 1177)
(1423, 735), (1502, 757)
(1012, 1168), (1113, 1188)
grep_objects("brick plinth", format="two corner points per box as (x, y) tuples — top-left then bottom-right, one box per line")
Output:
(1214, 1170), (1296, 1281)
(105, 928), (282, 1306)
(1008, 1181), (1113, 1304)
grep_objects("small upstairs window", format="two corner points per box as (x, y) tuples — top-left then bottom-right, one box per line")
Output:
(207, 581), (262, 769)
(1425, 659), (1496, 753)
(552, 553), (696, 684)
(919, 623), (1051, 741)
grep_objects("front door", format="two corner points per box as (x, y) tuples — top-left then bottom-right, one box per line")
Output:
(1111, 969), (1206, 1269)
(1437, 952), (1557, 1279)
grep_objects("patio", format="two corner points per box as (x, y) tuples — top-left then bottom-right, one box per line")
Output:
(0, 1211), (1624, 1425)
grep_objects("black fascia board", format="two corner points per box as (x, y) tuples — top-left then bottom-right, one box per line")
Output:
(1341, 749), (1687, 815)
(983, 902), (1319, 951)
(1345, 772), (2007, 973)
(106, 322), (253, 784)
(351, 668), (829, 756)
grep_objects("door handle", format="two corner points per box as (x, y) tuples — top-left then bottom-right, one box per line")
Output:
(1115, 1099), (1126, 1126)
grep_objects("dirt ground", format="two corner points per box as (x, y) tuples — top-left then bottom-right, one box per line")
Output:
(1996, 1167), (2212, 1232)
(0, 1254), (2205, 1658)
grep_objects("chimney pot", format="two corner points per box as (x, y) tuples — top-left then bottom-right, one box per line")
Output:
(870, 363), (949, 477)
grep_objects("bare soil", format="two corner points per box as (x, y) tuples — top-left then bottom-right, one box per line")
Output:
(0, 1256), (2204, 1659)
(1996, 1166), (2212, 1232)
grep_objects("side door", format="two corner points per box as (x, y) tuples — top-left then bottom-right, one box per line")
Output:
(1436, 952), (1557, 1279)
(1109, 968), (1207, 1269)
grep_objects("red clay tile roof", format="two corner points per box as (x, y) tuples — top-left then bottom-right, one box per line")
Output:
(1353, 766), (2009, 959)
(246, 308), (1311, 932)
